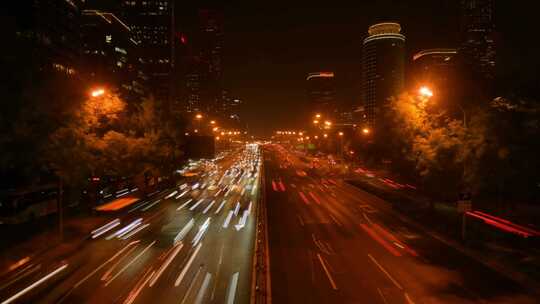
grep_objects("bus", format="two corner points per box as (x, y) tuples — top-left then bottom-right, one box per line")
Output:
(0, 184), (58, 225)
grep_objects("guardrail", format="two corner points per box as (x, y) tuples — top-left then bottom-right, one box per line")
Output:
(250, 159), (271, 304)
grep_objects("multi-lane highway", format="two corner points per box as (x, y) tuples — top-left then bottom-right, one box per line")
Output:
(264, 144), (537, 304)
(0, 144), (262, 304)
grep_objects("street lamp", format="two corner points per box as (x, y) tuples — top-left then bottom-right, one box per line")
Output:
(313, 120), (319, 124)
(315, 114), (321, 119)
(323, 134), (328, 138)
(338, 131), (344, 136)
(210, 120), (216, 125)
(362, 128), (370, 135)
(90, 88), (105, 97)
(418, 86), (433, 98)
(195, 114), (203, 120)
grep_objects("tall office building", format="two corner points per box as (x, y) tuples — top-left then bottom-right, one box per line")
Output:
(81, 10), (147, 103)
(198, 9), (224, 115)
(460, 0), (496, 80)
(307, 72), (337, 119)
(361, 22), (405, 128)
(120, 0), (174, 106)
(12, 0), (84, 76)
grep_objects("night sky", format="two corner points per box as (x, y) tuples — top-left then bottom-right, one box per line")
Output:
(203, 2), (535, 136)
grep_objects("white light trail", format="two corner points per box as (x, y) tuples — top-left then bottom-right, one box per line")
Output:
(223, 211), (234, 228)
(165, 190), (178, 199)
(91, 219), (120, 239)
(191, 217), (211, 246)
(104, 240), (156, 286)
(174, 219), (195, 244)
(215, 200), (226, 214)
(121, 223), (149, 240)
(233, 202), (240, 216)
(149, 243), (184, 287)
(106, 218), (142, 240)
(175, 242), (203, 287)
(1, 263), (68, 304)
(177, 199), (193, 210)
(225, 272), (239, 304)
(175, 190), (189, 199)
(189, 199), (205, 211)
(202, 200), (215, 214)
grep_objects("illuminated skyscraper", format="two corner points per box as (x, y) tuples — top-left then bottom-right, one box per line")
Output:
(120, 0), (174, 105)
(307, 72), (336, 119)
(361, 22), (405, 128)
(460, 0), (496, 80)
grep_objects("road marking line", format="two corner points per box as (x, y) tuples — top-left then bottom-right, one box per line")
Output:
(316, 253), (338, 290)
(1, 263), (68, 304)
(175, 242), (203, 286)
(367, 254), (403, 290)
(225, 272), (239, 304)
(105, 241), (156, 286)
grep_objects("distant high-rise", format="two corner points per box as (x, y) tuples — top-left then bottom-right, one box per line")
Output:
(307, 72), (336, 119)
(361, 22), (405, 128)
(460, 0), (496, 80)
(120, 0), (174, 105)
(198, 9), (224, 115)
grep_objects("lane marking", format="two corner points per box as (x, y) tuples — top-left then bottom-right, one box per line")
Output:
(105, 241), (156, 286)
(367, 254), (403, 290)
(316, 253), (338, 290)
(175, 242), (203, 286)
(225, 272), (239, 304)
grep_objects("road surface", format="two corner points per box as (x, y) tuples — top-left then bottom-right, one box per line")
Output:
(0, 144), (262, 304)
(264, 144), (536, 304)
